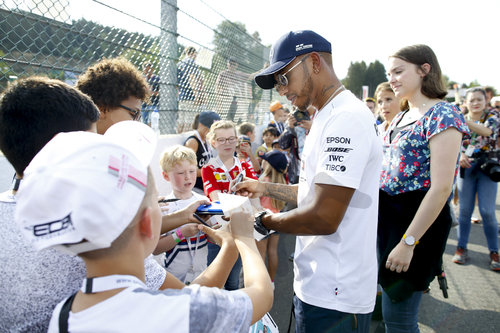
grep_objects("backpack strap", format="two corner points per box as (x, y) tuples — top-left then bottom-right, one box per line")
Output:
(58, 292), (77, 333)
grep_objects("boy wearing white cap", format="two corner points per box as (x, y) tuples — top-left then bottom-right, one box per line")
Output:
(16, 121), (272, 332)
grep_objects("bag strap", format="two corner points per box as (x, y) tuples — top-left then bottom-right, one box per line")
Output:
(58, 292), (77, 333)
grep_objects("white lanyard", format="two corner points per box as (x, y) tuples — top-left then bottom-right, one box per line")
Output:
(186, 233), (201, 270)
(194, 130), (210, 156)
(80, 274), (146, 294)
(214, 155), (243, 183)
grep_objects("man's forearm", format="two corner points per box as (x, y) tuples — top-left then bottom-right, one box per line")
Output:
(263, 183), (298, 204)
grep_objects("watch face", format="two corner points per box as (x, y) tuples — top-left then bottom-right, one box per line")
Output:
(404, 235), (416, 246)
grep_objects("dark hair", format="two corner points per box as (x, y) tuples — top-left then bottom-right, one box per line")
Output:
(192, 113), (200, 130)
(391, 44), (447, 100)
(263, 126), (279, 137)
(76, 57), (149, 110)
(238, 122), (255, 135)
(0, 76), (99, 175)
(465, 87), (487, 99)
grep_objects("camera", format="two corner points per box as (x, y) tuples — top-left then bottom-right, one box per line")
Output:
(480, 158), (500, 182)
(476, 150), (500, 182)
(292, 109), (310, 124)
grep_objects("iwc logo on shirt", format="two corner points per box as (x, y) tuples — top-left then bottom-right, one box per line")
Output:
(323, 137), (352, 173)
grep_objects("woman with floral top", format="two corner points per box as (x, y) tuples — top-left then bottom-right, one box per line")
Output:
(452, 88), (500, 271)
(378, 45), (469, 333)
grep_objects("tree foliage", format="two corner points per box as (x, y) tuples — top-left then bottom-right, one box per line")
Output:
(342, 60), (386, 98)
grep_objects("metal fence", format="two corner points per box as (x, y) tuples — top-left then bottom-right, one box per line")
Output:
(0, 0), (281, 134)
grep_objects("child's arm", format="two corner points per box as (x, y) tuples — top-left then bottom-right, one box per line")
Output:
(230, 211), (273, 324)
(153, 233), (177, 255)
(191, 225), (238, 288)
(153, 224), (201, 255)
(240, 143), (261, 174)
(161, 199), (210, 234)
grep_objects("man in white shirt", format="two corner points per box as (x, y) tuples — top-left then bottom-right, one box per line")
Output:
(234, 30), (382, 333)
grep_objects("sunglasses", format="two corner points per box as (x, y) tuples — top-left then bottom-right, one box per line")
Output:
(274, 54), (311, 91)
(118, 104), (141, 121)
(495, 106), (500, 110)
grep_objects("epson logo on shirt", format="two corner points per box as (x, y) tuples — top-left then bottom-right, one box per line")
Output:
(326, 137), (351, 144)
(27, 214), (75, 238)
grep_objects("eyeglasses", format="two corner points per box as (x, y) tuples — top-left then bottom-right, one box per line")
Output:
(118, 104), (141, 121)
(215, 136), (237, 144)
(275, 54), (311, 91)
(495, 106), (500, 110)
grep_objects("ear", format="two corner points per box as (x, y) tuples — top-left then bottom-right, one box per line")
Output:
(162, 171), (170, 181)
(310, 52), (322, 74)
(138, 207), (154, 240)
(419, 63), (431, 77)
(98, 107), (108, 119)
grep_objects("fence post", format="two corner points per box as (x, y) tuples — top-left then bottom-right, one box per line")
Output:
(160, 0), (178, 134)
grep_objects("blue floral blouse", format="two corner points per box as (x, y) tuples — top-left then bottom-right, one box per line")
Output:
(380, 102), (469, 195)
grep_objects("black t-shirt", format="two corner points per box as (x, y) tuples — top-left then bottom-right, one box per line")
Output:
(184, 134), (210, 191)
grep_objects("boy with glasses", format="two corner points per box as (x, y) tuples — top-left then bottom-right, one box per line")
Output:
(76, 57), (147, 134)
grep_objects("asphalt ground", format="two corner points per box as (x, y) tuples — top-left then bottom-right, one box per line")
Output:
(269, 209), (500, 333)
(1, 155), (498, 332)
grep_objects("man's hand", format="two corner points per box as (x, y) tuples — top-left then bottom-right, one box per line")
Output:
(231, 177), (265, 198)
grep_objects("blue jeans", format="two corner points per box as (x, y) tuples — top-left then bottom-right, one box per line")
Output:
(293, 296), (372, 333)
(457, 164), (499, 252)
(207, 242), (242, 290)
(382, 290), (422, 333)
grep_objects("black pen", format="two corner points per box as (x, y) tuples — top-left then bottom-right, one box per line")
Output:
(193, 213), (212, 228)
(158, 198), (180, 203)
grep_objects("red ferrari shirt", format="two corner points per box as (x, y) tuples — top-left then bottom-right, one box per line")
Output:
(202, 156), (257, 198)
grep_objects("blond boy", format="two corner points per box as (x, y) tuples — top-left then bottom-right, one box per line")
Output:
(154, 145), (210, 284)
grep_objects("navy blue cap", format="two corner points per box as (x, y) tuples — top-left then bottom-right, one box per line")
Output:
(255, 30), (332, 89)
(261, 150), (288, 174)
(199, 110), (221, 127)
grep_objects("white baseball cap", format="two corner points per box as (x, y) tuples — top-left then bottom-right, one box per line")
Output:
(15, 121), (157, 255)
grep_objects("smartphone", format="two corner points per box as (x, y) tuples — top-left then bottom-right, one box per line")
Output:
(195, 202), (224, 215)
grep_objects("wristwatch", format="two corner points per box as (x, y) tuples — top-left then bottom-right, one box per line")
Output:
(254, 211), (271, 236)
(402, 234), (419, 246)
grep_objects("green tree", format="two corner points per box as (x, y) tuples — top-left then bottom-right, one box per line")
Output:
(342, 61), (367, 98)
(365, 60), (387, 97)
(342, 60), (387, 98)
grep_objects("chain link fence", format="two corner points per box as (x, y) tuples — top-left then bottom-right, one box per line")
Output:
(0, 0), (281, 134)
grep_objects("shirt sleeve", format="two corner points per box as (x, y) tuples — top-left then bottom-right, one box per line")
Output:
(242, 161), (257, 180)
(201, 165), (219, 198)
(187, 285), (253, 333)
(314, 111), (372, 189)
(144, 255), (167, 290)
(426, 103), (469, 140)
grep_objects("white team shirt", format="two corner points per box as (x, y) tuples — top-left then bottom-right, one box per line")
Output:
(162, 191), (209, 284)
(48, 284), (252, 332)
(294, 90), (382, 314)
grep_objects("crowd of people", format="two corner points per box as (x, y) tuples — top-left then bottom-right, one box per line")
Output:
(0, 28), (499, 333)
